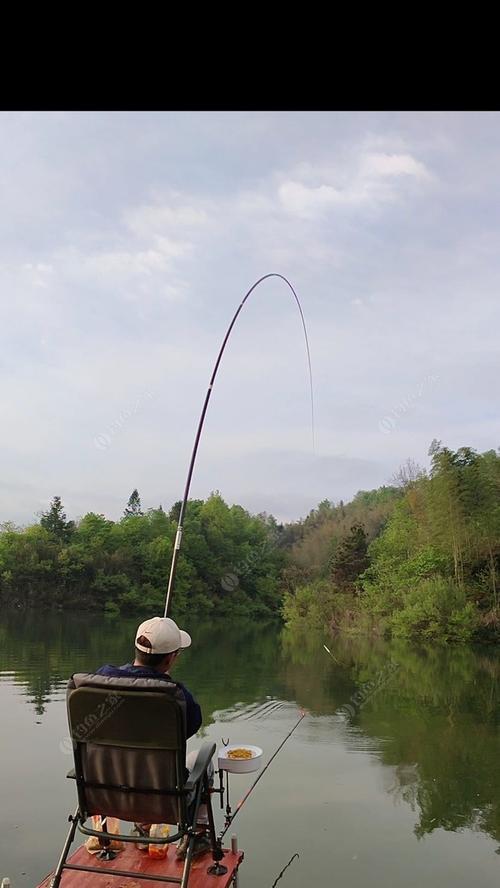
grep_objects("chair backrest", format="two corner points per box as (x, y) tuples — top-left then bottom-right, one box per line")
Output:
(67, 673), (188, 825)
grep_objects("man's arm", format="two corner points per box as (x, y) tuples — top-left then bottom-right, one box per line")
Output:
(177, 681), (202, 738)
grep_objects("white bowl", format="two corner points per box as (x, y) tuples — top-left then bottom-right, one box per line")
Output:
(218, 744), (263, 774)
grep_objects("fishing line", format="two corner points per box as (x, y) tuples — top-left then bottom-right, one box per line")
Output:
(164, 274), (315, 617)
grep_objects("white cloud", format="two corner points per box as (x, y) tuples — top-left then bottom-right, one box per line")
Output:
(0, 111), (498, 525)
(361, 152), (431, 179)
(278, 181), (349, 217)
(276, 149), (431, 219)
(85, 240), (191, 279)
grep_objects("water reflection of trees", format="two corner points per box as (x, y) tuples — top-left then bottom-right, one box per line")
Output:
(0, 611), (287, 720)
(0, 609), (134, 715)
(3, 611), (500, 849)
(281, 625), (500, 847)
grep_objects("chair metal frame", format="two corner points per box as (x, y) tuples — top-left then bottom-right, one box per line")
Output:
(49, 674), (225, 888)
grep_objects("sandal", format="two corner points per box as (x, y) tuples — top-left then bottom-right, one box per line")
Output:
(131, 822), (151, 851)
(176, 832), (211, 860)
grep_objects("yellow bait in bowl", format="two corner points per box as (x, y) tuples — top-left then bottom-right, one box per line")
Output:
(227, 748), (253, 759)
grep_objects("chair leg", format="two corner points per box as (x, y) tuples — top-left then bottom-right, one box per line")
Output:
(49, 807), (80, 888)
(180, 833), (196, 888)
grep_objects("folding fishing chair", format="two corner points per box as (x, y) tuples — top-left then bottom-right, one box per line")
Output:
(49, 673), (224, 888)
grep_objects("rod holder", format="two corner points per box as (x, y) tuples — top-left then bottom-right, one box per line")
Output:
(207, 839), (228, 877)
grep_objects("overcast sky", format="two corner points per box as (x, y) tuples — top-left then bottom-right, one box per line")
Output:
(1, 111), (498, 525)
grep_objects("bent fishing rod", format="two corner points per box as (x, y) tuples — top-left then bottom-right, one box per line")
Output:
(164, 273), (314, 617)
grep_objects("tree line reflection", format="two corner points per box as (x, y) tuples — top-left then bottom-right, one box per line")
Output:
(1, 611), (498, 848)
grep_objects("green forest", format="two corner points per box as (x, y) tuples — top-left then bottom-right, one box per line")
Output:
(1, 441), (499, 642)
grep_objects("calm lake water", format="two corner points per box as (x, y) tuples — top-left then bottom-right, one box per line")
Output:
(0, 611), (499, 887)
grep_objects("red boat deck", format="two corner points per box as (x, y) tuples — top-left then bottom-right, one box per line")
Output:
(38, 844), (244, 888)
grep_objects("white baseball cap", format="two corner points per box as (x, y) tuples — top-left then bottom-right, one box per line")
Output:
(135, 617), (192, 655)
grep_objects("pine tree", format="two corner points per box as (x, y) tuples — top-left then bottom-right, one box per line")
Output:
(40, 496), (75, 540)
(124, 489), (143, 517)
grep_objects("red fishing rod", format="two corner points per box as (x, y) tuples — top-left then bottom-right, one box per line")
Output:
(164, 273), (314, 617)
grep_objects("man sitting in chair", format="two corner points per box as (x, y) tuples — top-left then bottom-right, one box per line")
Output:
(96, 615), (211, 858)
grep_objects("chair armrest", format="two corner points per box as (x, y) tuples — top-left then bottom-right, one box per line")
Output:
(184, 741), (216, 792)
(66, 768), (76, 779)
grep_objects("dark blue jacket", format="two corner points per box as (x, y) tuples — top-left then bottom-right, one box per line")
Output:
(95, 663), (202, 739)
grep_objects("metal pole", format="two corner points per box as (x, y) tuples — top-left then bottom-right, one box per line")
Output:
(49, 807), (80, 888)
